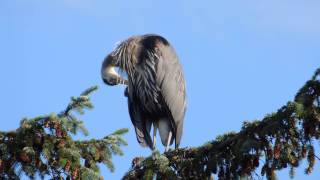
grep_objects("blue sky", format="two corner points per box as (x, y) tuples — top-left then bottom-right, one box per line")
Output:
(1, 0), (319, 179)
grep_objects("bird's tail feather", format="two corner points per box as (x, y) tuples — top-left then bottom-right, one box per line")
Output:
(134, 121), (153, 149)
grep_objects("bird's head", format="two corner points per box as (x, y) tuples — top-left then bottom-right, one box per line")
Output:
(101, 53), (128, 86)
(102, 37), (139, 86)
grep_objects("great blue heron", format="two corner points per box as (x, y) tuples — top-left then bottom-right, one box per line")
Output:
(101, 34), (186, 151)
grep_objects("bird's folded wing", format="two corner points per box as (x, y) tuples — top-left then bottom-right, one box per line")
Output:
(156, 46), (187, 148)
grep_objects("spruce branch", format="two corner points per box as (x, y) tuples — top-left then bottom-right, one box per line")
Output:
(123, 67), (320, 180)
(0, 86), (128, 179)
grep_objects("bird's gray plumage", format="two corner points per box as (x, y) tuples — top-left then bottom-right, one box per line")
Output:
(101, 34), (186, 149)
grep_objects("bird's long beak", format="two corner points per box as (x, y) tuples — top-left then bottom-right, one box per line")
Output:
(101, 55), (128, 86)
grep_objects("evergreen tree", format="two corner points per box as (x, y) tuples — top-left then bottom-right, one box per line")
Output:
(0, 86), (128, 179)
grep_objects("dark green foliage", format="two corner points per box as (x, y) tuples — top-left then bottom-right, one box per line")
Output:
(0, 86), (128, 179)
(123, 68), (320, 180)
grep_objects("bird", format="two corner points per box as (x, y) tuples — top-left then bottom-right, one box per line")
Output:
(101, 34), (186, 151)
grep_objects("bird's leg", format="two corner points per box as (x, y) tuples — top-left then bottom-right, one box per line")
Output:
(153, 123), (157, 150)
(165, 131), (172, 152)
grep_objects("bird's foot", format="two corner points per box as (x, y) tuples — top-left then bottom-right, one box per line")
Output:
(164, 147), (172, 153)
(151, 149), (161, 160)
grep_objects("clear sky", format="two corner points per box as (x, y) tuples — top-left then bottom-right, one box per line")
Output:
(1, 0), (319, 179)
